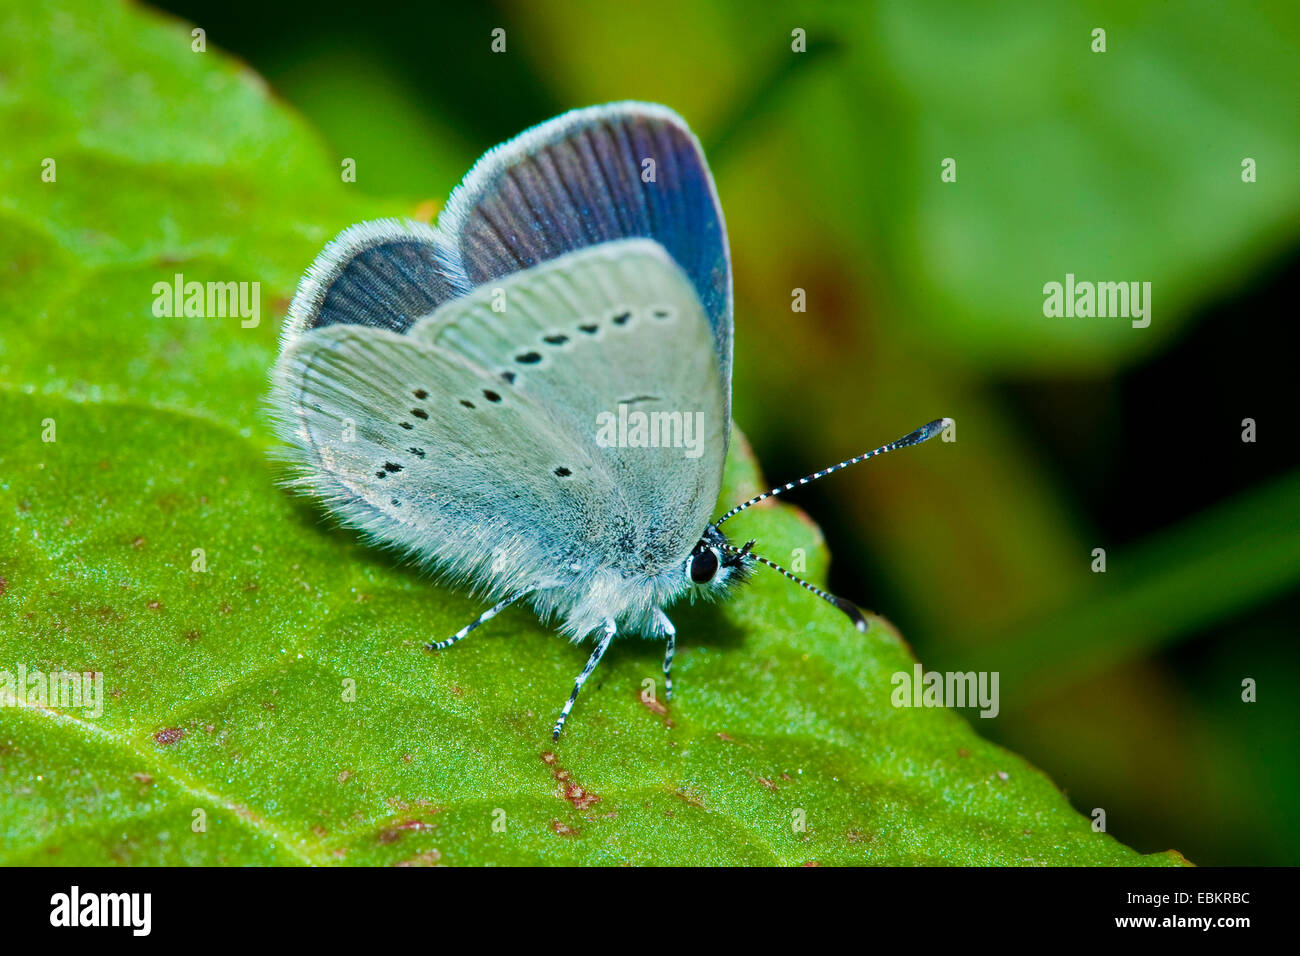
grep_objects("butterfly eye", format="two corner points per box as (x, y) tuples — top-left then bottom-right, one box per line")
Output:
(687, 547), (721, 585)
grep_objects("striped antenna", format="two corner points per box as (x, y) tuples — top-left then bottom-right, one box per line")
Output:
(718, 541), (868, 633)
(713, 418), (953, 528)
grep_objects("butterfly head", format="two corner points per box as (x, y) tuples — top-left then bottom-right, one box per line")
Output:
(684, 526), (754, 595)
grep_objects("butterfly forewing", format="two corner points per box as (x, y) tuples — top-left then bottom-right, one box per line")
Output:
(435, 102), (733, 416)
(409, 240), (728, 575)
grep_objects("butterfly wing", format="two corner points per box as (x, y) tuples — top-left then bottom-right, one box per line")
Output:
(434, 102), (733, 416)
(409, 239), (727, 576)
(270, 323), (631, 603)
(282, 219), (457, 343)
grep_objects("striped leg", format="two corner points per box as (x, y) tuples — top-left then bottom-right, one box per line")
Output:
(552, 618), (616, 740)
(425, 591), (529, 652)
(655, 607), (676, 701)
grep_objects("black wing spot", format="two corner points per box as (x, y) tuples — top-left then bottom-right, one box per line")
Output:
(652, 308), (671, 320)
(408, 447), (426, 458)
(383, 462), (403, 472)
(374, 471), (387, 479)
(411, 408), (429, 420)
(612, 311), (632, 325)
(460, 399), (476, 409)
(579, 323), (599, 334)
(482, 389), (502, 403)
(400, 422), (414, 430)
(554, 466), (572, 477)
(543, 334), (569, 346)
(501, 370), (517, 384)
(515, 351), (542, 364)
(413, 388), (428, 399)
(391, 498), (401, 507)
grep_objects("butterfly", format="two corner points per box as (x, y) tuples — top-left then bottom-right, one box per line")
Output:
(269, 102), (951, 739)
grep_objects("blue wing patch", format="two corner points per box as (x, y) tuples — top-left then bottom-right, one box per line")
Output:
(283, 219), (458, 342)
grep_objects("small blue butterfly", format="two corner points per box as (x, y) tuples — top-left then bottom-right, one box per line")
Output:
(269, 102), (951, 739)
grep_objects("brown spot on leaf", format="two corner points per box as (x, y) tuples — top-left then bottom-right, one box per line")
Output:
(131, 536), (145, 549)
(394, 848), (442, 867)
(550, 820), (579, 837)
(132, 772), (154, 785)
(153, 727), (186, 746)
(639, 691), (668, 716)
(565, 784), (599, 811)
(542, 753), (601, 812)
(676, 788), (705, 809)
(957, 747), (971, 758)
(337, 770), (354, 783)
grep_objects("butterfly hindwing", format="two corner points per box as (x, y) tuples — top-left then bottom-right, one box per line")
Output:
(435, 102), (733, 412)
(283, 219), (457, 343)
(409, 239), (727, 575)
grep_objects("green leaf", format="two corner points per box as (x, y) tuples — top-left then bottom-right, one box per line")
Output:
(0, 0), (1185, 865)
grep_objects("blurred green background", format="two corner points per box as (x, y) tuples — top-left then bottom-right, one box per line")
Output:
(148, 0), (1300, 865)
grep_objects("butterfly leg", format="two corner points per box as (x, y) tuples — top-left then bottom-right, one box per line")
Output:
(654, 607), (676, 701)
(552, 618), (616, 740)
(425, 591), (531, 652)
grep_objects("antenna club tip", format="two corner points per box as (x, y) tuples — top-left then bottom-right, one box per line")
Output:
(832, 596), (869, 633)
(940, 417), (955, 429)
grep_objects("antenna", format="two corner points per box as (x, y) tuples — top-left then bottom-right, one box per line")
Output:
(713, 417), (952, 528)
(717, 541), (868, 633)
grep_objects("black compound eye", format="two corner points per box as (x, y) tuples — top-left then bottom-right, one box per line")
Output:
(688, 548), (720, 584)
